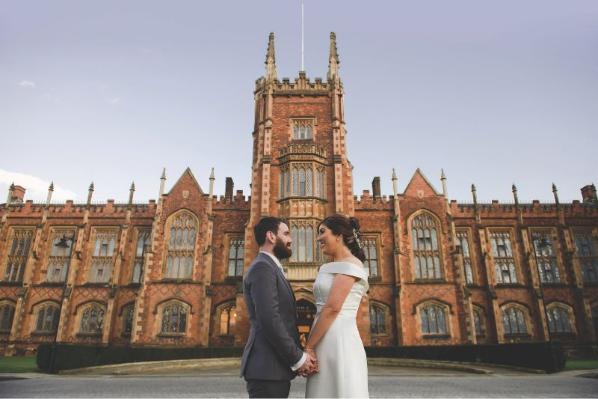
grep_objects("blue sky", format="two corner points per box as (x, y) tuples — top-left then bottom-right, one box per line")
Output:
(1, 0), (597, 204)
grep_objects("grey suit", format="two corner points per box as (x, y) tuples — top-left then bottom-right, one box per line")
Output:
(241, 252), (303, 395)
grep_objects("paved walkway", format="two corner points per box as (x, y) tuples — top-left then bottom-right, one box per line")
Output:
(1, 368), (597, 398)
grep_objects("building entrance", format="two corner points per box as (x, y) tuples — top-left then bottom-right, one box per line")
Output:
(296, 299), (316, 347)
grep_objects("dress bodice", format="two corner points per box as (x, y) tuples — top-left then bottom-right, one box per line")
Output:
(313, 261), (369, 317)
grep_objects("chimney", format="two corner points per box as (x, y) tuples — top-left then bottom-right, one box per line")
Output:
(10, 185), (26, 204)
(371, 177), (381, 198)
(225, 177), (234, 201)
(581, 184), (597, 204)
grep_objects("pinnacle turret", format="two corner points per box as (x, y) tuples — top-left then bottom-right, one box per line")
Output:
(265, 32), (278, 81)
(327, 32), (340, 82)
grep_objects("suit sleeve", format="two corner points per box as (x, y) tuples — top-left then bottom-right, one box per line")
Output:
(249, 262), (303, 367)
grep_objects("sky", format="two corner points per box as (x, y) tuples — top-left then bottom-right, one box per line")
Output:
(1, 0), (597, 204)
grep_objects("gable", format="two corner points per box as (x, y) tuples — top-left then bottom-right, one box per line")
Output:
(403, 169), (439, 198)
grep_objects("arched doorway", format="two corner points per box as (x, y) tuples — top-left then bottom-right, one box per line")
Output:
(296, 299), (316, 347)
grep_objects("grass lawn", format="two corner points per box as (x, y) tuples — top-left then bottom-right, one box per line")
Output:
(565, 359), (598, 370)
(0, 356), (39, 373)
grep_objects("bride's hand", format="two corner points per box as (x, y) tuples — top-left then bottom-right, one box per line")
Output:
(305, 348), (319, 374)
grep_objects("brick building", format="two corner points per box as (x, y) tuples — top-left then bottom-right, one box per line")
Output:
(1, 33), (598, 355)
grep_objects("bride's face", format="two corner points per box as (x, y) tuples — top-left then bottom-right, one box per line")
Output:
(317, 224), (342, 257)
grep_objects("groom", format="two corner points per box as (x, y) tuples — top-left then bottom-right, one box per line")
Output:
(241, 217), (317, 398)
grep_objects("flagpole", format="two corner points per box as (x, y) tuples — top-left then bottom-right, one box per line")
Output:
(301, 0), (304, 71)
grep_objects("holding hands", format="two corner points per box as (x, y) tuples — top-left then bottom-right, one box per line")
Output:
(297, 348), (319, 377)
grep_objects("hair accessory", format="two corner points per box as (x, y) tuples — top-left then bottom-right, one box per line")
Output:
(352, 228), (363, 249)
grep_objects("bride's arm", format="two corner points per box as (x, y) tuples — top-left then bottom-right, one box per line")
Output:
(306, 274), (358, 351)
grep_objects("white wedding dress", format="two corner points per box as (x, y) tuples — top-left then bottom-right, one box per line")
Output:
(305, 261), (369, 398)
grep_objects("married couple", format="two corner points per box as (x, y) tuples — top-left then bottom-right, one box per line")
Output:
(240, 215), (369, 398)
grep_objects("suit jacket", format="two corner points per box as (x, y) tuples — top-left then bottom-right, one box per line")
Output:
(240, 252), (303, 381)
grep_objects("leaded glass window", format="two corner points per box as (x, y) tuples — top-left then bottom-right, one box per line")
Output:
(370, 304), (386, 335)
(573, 232), (598, 283)
(473, 307), (485, 338)
(219, 304), (236, 335)
(0, 302), (15, 333)
(122, 303), (135, 336)
(35, 303), (60, 333)
(490, 231), (518, 284)
(292, 119), (313, 140)
(411, 213), (442, 280)
(132, 230), (150, 284)
(502, 306), (527, 335)
(47, 230), (75, 283)
(547, 305), (573, 334)
(456, 231), (474, 285)
(290, 224), (316, 262)
(4, 229), (33, 282)
(531, 230), (560, 284)
(421, 304), (448, 335)
(314, 168), (326, 199)
(90, 230), (117, 283)
(161, 302), (187, 334)
(165, 212), (197, 279)
(363, 238), (379, 277)
(80, 303), (105, 334)
(228, 239), (244, 277)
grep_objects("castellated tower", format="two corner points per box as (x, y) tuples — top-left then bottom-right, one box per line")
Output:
(236, 32), (365, 344)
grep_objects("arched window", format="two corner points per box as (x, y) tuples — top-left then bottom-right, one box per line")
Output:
(502, 305), (528, 335)
(306, 169), (313, 196)
(90, 229), (118, 283)
(132, 230), (150, 284)
(121, 303), (135, 337)
(420, 303), (448, 336)
(370, 303), (386, 335)
(228, 238), (245, 277)
(292, 119), (313, 140)
(5, 229), (33, 282)
(490, 231), (518, 284)
(0, 301), (16, 333)
(411, 213), (442, 280)
(35, 303), (60, 333)
(456, 230), (474, 285)
(290, 224), (315, 262)
(573, 232), (598, 283)
(531, 231), (560, 283)
(161, 302), (187, 334)
(472, 306), (485, 338)
(363, 238), (379, 278)
(165, 212), (197, 279)
(47, 229), (75, 283)
(219, 303), (236, 336)
(547, 304), (573, 334)
(298, 168), (306, 196)
(79, 303), (105, 335)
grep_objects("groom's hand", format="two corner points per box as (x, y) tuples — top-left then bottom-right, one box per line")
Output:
(297, 352), (318, 377)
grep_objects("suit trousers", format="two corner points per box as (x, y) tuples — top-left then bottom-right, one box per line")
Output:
(246, 379), (291, 398)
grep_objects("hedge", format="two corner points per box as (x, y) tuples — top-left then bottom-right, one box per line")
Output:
(37, 341), (565, 373)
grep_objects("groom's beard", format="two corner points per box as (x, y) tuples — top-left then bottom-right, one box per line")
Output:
(273, 237), (292, 260)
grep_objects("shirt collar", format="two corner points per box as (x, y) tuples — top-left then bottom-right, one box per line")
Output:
(259, 250), (284, 270)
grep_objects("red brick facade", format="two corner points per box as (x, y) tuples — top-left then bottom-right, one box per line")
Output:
(1, 33), (597, 355)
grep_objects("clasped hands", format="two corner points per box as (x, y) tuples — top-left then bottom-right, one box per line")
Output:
(297, 348), (319, 377)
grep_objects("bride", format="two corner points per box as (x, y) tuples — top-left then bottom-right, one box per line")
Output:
(305, 214), (369, 398)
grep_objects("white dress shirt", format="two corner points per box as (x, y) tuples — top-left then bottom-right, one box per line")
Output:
(259, 250), (307, 371)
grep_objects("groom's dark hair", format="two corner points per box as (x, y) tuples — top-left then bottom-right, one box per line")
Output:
(254, 217), (283, 246)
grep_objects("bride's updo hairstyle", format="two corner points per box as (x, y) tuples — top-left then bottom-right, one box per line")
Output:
(320, 214), (366, 262)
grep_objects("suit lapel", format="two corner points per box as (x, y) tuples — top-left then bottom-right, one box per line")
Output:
(258, 253), (295, 307)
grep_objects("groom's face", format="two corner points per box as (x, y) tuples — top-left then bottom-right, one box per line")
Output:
(272, 222), (292, 260)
